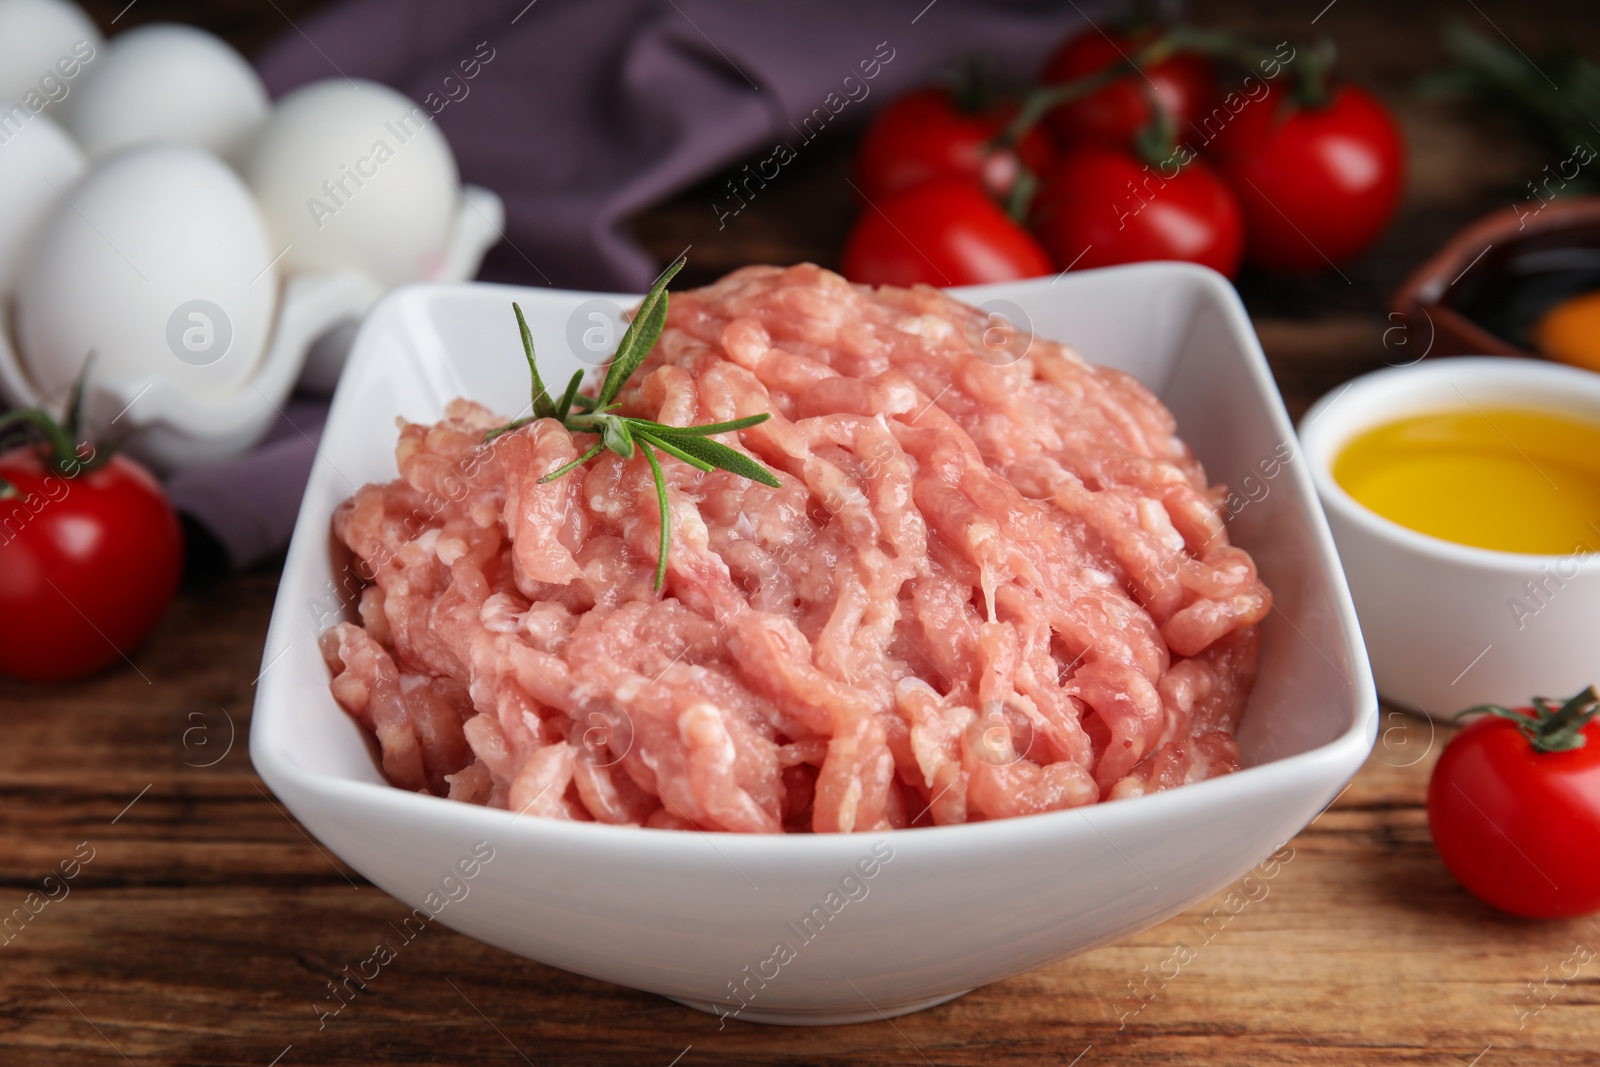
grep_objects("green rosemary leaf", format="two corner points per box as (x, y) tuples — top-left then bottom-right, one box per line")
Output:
(570, 394), (598, 412)
(596, 255), (684, 409)
(626, 413), (771, 437)
(631, 429), (716, 472)
(538, 440), (606, 484)
(484, 416), (532, 442)
(600, 414), (635, 459)
(1432, 24), (1600, 191)
(597, 293), (667, 409)
(648, 432), (782, 487)
(514, 303), (556, 420)
(641, 442), (670, 591)
(553, 369), (585, 422)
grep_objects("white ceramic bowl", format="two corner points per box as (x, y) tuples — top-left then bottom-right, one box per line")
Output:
(250, 263), (1376, 1025)
(1300, 357), (1600, 720)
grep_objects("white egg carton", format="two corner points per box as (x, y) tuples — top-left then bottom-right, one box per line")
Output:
(0, 1), (509, 472)
(0, 185), (503, 470)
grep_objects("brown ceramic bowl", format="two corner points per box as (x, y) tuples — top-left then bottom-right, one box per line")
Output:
(1390, 195), (1600, 360)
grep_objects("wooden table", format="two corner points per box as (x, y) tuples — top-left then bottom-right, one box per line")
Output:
(6, 1), (1597, 1063)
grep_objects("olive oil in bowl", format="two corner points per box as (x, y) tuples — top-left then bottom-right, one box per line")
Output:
(1333, 406), (1600, 555)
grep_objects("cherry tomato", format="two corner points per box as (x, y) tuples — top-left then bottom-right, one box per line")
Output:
(1427, 688), (1600, 919)
(852, 87), (1053, 203)
(0, 446), (182, 682)
(1030, 146), (1243, 278)
(840, 178), (1053, 288)
(1040, 31), (1214, 149)
(1208, 82), (1404, 271)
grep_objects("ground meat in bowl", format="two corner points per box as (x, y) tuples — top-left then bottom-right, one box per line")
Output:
(321, 264), (1270, 833)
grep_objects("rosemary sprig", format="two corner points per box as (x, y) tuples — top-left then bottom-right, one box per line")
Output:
(1424, 23), (1600, 194)
(485, 255), (781, 590)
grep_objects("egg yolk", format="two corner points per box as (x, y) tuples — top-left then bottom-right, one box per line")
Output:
(1535, 290), (1600, 372)
(1333, 406), (1600, 555)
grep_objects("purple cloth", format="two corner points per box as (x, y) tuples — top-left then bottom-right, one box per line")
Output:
(164, 396), (327, 566)
(189, 0), (1095, 567)
(255, 0), (1095, 291)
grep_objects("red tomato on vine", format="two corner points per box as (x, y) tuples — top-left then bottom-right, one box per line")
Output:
(841, 178), (1052, 288)
(0, 406), (181, 682)
(1030, 145), (1244, 278)
(1207, 81), (1404, 270)
(852, 86), (1054, 203)
(1040, 30), (1215, 149)
(1427, 687), (1600, 919)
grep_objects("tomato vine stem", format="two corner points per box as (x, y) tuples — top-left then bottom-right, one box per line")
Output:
(1456, 685), (1600, 753)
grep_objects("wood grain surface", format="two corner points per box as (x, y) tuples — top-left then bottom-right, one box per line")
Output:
(5, 1), (1599, 1064)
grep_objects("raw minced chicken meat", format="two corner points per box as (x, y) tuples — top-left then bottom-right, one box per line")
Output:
(321, 263), (1270, 833)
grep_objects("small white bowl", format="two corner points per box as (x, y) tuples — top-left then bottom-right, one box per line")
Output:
(1300, 357), (1600, 720)
(251, 263), (1376, 1024)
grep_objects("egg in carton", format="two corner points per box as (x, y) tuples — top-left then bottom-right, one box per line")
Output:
(0, 2), (503, 472)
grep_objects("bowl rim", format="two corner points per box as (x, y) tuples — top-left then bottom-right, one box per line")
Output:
(1299, 355), (1600, 572)
(251, 261), (1379, 851)
(1388, 193), (1600, 360)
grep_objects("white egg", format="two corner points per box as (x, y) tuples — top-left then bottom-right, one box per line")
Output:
(61, 23), (268, 162)
(15, 143), (280, 404)
(0, 0), (101, 115)
(246, 78), (459, 288)
(0, 107), (83, 293)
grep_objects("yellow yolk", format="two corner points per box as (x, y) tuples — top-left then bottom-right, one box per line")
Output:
(1535, 291), (1600, 372)
(1333, 406), (1600, 555)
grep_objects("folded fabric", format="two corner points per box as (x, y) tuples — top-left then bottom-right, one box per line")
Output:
(183, 0), (1094, 567)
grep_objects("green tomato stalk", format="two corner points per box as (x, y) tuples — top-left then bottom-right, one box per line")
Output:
(1456, 685), (1600, 753)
